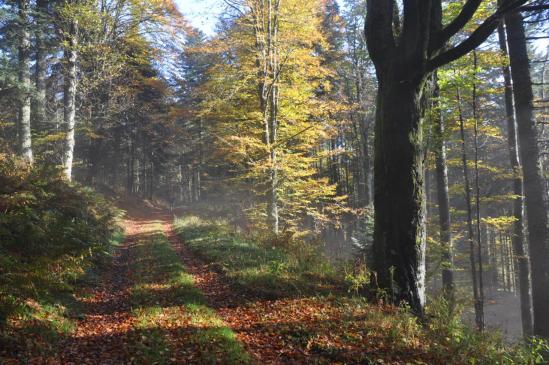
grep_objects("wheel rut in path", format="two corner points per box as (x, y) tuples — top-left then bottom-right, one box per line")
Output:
(59, 216), (146, 364)
(60, 204), (253, 364)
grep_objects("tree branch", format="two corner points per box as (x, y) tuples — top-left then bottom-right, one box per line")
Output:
(519, 4), (549, 12)
(437, 0), (482, 49)
(365, 0), (396, 69)
(427, 0), (528, 71)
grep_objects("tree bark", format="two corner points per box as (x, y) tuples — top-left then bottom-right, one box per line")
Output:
(63, 18), (78, 180)
(472, 52), (485, 330)
(457, 86), (483, 329)
(497, 21), (533, 336)
(18, 0), (33, 164)
(372, 71), (427, 314)
(268, 79), (279, 234)
(505, 9), (549, 338)
(359, 114), (371, 206)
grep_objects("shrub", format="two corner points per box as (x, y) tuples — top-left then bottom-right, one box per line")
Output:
(0, 154), (121, 326)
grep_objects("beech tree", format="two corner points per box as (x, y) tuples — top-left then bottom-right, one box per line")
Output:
(505, 5), (549, 338)
(365, 0), (529, 315)
(198, 0), (344, 233)
(497, 20), (533, 336)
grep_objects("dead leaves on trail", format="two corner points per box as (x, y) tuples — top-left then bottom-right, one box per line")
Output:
(206, 296), (433, 365)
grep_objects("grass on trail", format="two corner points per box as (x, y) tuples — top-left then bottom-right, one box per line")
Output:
(129, 221), (251, 365)
(174, 216), (344, 299)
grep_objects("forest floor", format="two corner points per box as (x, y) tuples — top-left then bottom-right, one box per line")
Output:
(55, 201), (446, 364)
(483, 291), (522, 341)
(4, 199), (526, 364)
(54, 201), (251, 364)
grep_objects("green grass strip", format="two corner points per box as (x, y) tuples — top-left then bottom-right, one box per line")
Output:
(129, 222), (251, 365)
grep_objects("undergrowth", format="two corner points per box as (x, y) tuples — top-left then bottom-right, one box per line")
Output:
(0, 154), (122, 358)
(174, 215), (349, 299)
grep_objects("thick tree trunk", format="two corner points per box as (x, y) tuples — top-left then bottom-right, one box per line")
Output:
(373, 74), (426, 315)
(497, 22), (533, 336)
(33, 0), (48, 127)
(433, 79), (454, 303)
(63, 19), (78, 180)
(364, 0), (529, 319)
(505, 10), (549, 338)
(18, 0), (32, 164)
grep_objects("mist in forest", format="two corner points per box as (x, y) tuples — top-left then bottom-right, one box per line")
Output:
(1, 0), (549, 363)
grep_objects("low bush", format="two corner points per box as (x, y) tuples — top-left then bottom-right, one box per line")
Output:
(0, 154), (122, 328)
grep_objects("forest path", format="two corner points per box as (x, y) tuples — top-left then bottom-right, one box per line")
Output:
(20, 200), (454, 365)
(58, 202), (251, 364)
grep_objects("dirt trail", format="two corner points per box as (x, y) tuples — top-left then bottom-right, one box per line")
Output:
(56, 202), (259, 364)
(58, 210), (157, 364)
(125, 204), (301, 364)
(59, 202), (318, 364)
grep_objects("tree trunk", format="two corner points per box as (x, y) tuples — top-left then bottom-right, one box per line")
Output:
(18, 0), (32, 164)
(329, 138), (341, 193)
(353, 73), (371, 207)
(472, 52), (485, 330)
(253, 0), (280, 234)
(33, 0), (48, 128)
(457, 86), (483, 330)
(268, 82), (279, 234)
(433, 78), (454, 303)
(364, 0), (530, 318)
(360, 116), (371, 206)
(63, 18), (78, 180)
(497, 22), (533, 336)
(373, 72), (427, 315)
(505, 9), (549, 338)
(148, 159), (154, 200)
